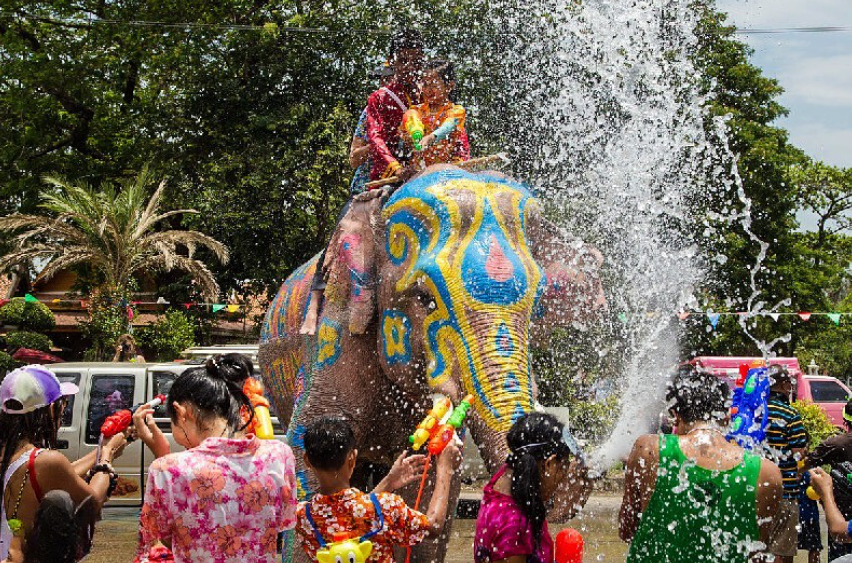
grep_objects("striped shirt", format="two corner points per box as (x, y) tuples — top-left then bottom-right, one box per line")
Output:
(766, 393), (807, 499)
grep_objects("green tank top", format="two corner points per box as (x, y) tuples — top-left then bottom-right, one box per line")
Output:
(627, 434), (761, 563)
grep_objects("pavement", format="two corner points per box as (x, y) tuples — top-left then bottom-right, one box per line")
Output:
(89, 494), (827, 562)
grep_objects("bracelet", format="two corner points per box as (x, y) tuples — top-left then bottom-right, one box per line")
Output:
(86, 462), (119, 497)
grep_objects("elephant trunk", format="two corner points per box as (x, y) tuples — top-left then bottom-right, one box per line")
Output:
(460, 313), (534, 474)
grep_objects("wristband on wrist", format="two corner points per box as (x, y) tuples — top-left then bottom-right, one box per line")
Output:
(86, 462), (119, 497)
(847, 520), (852, 538)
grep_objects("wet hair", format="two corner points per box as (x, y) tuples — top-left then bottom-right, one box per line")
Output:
(0, 401), (63, 484)
(166, 353), (254, 434)
(389, 29), (424, 59)
(505, 412), (573, 547)
(24, 490), (86, 563)
(304, 416), (356, 471)
(666, 366), (730, 423)
(424, 59), (457, 101)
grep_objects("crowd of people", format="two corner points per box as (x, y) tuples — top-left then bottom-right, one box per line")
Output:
(4, 357), (852, 562)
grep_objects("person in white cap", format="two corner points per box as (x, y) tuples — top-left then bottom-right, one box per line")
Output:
(0, 365), (129, 562)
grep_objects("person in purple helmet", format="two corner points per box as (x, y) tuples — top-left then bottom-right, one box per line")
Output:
(0, 365), (129, 562)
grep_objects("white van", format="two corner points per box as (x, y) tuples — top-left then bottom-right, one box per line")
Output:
(50, 362), (286, 506)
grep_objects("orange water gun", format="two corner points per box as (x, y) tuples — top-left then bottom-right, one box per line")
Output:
(402, 109), (425, 151)
(427, 394), (473, 455)
(243, 378), (274, 439)
(409, 397), (452, 451)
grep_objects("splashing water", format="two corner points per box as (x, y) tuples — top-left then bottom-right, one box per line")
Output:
(486, 0), (756, 470)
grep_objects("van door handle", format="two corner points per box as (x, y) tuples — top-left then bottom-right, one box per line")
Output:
(56, 440), (69, 450)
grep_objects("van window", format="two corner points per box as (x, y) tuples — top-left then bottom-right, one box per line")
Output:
(85, 375), (135, 444)
(152, 371), (177, 418)
(810, 380), (849, 403)
(56, 373), (81, 427)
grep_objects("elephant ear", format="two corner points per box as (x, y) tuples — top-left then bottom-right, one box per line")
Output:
(322, 196), (385, 334)
(529, 216), (607, 337)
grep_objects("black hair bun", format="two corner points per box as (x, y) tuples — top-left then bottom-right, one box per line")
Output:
(205, 354), (253, 387)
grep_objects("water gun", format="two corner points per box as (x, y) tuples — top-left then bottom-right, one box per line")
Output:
(409, 396), (453, 451)
(243, 378), (275, 440)
(316, 533), (373, 563)
(402, 109), (425, 151)
(101, 394), (166, 438)
(554, 528), (584, 563)
(427, 394), (474, 455)
(147, 544), (175, 562)
(806, 462), (852, 501)
(727, 361), (770, 450)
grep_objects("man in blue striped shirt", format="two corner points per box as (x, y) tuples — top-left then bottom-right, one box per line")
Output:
(765, 364), (807, 563)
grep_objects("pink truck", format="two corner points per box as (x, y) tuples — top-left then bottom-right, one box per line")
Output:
(691, 356), (852, 429)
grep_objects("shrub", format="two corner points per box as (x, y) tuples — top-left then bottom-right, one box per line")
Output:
(80, 296), (131, 361)
(137, 310), (196, 362)
(5, 331), (53, 352)
(0, 351), (20, 376)
(792, 399), (840, 450)
(0, 298), (55, 331)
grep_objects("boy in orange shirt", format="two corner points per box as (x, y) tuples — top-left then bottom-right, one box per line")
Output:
(295, 417), (460, 563)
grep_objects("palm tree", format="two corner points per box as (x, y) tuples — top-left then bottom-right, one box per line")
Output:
(0, 168), (229, 300)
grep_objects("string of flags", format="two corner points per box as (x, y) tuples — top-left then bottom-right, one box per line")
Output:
(14, 294), (244, 315)
(616, 310), (850, 329)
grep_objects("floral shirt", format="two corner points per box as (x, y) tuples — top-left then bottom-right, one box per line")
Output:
(135, 436), (297, 563)
(295, 488), (429, 563)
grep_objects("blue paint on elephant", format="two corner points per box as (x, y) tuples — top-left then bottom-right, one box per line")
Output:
(496, 323), (514, 357)
(504, 372), (520, 393)
(382, 310), (412, 365)
(289, 423), (307, 449)
(316, 318), (342, 369)
(460, 200), (528, 305)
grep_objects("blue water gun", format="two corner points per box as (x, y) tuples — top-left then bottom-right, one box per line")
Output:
(728, 362), (771, 450)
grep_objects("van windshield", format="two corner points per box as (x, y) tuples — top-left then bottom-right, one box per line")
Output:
(810, 380), (850, 403)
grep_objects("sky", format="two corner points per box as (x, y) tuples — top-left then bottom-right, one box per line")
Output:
(717, 0), (852, 168)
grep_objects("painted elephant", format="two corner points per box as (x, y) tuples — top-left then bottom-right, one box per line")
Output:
(259, 166), (606, 563)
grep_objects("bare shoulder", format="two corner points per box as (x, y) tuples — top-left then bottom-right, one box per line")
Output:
(757, 458), (782, 487)
(631, 434), (660, 459)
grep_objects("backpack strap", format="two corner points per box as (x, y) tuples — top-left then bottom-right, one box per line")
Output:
(360, 493), (385, 542)
(304, 501), (327, 548)
(28, 448), (43, 502)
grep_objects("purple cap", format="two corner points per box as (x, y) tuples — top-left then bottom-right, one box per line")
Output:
(0, 365), (79, 414)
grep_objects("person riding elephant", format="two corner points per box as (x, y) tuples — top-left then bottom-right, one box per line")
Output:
(259, 165), (606, 563)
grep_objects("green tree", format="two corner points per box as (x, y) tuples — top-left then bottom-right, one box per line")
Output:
(0, 297), (55, 331)
(137, 310), (196, 362)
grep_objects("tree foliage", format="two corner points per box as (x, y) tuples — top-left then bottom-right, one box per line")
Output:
(137, 309), (196, 362)
(0, 297), (55, 331)
(5, 330), (53, 352)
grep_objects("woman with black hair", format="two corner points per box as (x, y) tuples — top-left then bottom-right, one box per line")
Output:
(135, 354), (297, 563)
(0, 365), (128, 563)
(474, 412), (582, 563)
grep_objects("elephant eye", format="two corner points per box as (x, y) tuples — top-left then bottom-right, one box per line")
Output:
(335, 556), (343, 563)
(348, 553), (357, 563)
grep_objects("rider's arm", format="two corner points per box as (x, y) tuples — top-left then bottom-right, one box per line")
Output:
(365, 92), (401, 179)
(619, 434), (659, 542)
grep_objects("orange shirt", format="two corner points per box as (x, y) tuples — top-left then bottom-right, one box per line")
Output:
(295, 488), (429, 563)
(403, 102), (470, 167)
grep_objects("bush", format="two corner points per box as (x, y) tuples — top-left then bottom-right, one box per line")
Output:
(137, 310), (196, 362)
(0, 351), (20, 376)
(0, 298), (55, 331)
(792, 400), (839, 450)
(80, 292), (132, 360)
(5, 331), (53, 352)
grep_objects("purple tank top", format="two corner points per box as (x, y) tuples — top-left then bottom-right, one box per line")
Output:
(474, 466), (553, 563)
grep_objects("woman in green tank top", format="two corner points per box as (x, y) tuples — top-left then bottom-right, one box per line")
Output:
(619, 367), (783, 563)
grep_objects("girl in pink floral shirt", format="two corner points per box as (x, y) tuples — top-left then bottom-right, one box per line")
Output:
(135, 356), (297, 563)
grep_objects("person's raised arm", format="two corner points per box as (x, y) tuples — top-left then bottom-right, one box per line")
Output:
(39, 432), (128, 510)
(619, 434), (659, 542)
(423, 442), (462, 536)
(350, 136), (370, 170)
(810, 467), (852, 540)
(133, 404), (171, 459)
(373, 451), (428, 494)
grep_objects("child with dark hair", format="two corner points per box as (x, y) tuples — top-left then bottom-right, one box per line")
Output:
(619, 366), (783, 563)
(401, 59), (470, 167)
(474, 412), (584, 563)
(135, 355), (297, 563)
(295, 416), (460, 563)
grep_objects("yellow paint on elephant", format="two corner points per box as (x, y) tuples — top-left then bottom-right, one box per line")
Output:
(316, 319), (342, 368)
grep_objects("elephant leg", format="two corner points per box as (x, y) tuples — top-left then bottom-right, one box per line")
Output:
(394, 458), (463, 563)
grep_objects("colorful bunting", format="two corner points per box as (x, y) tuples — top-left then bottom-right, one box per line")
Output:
(24, 293), (38, 303)
(212, 304), (226, 313)
(677, 311), (691, 320)
(226, 304), (239, 313)
(798, 312), (812, 321)
(829, 313), (841, 325)
(708, 313), (721, 328)
(769, 313), (780, 322)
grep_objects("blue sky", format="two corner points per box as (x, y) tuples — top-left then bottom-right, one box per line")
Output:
(717, 0), (852, 168)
